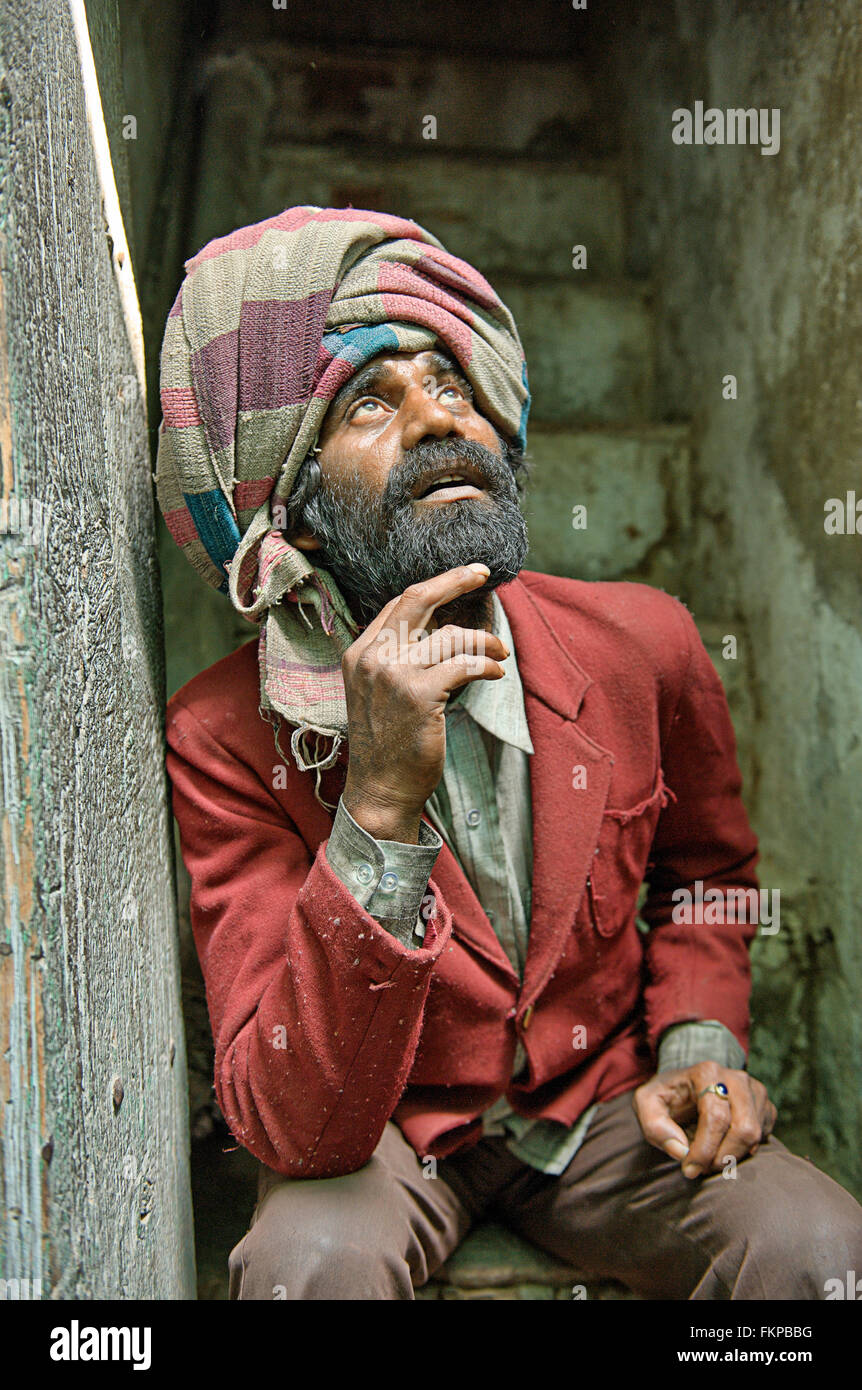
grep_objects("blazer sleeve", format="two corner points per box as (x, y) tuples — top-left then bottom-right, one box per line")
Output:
(165, 700), (452, 1178)
(639, 600), (760, 1059)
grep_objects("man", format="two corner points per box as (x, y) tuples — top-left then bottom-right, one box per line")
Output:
(157, 206), (862, 1299)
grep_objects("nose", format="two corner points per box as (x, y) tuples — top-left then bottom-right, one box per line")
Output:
(399, 380), (466, 450)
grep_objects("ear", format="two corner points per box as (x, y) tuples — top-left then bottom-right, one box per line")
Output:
(290, 528), (322, 552)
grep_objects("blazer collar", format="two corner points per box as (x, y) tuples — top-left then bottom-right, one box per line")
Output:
(497, 576), (593, 723)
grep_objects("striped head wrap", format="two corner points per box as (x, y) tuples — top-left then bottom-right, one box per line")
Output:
(155, 205), (530, 785)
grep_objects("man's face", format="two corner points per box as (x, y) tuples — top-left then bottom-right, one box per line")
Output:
(291, 348), (528, 627)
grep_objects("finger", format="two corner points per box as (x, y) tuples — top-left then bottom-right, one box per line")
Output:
(411, 625), (509, 669)
(345, 566), (494, 658)
(682, 1091), (733, 1178)
(390, 565), (491, 631)
(712, 1078), (764, 1168)
(633, 1088), (692, 1163)
(727, 1096), (777, 1161)
(417, 652), (505, 699)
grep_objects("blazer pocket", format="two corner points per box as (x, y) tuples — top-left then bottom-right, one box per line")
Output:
(586, 770), (670, 938)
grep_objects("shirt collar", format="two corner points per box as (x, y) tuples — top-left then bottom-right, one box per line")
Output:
(452, 591), (534, 754)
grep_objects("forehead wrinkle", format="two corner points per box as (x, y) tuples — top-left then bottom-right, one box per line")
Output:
(321, 348), (470, 438)
(424, 348), (470, 388)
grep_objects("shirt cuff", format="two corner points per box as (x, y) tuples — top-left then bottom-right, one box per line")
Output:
(325, 797), (443, 950)
(657, 1020), (746, 1074)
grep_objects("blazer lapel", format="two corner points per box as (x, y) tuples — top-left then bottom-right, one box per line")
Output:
(499, 579), (614, 1009)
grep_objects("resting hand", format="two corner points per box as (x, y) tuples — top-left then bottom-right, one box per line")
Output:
(632, 1060), (777, 1179)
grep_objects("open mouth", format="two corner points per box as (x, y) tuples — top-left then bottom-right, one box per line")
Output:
(413, 468), (488, 503)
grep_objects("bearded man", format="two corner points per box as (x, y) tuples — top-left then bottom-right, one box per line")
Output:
(157, 206), (862, 1300)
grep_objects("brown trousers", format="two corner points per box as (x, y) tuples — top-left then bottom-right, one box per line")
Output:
(228, 1089), (862, 1300)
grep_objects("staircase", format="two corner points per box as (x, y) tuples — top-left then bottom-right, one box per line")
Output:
(167, 24), (696, 1301)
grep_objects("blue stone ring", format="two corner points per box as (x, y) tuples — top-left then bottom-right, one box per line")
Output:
(699, 1081), (730, 1100)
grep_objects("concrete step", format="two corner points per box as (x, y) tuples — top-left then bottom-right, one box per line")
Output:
(214, 5), (607, 68)
(499, 279), (654, 424)
(258, 143), (625, 280)
(417, 1220), (638, 1300)
(523, 423), (691, 582)
(203, 41), (597, 158)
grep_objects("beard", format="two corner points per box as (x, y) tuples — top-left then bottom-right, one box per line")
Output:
(296, 436), (529, 630)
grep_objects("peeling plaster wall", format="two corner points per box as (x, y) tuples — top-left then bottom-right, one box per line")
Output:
(606, 0), (862, 1192)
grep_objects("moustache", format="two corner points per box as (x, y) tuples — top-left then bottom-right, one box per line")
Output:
(380, 437), (518, 518)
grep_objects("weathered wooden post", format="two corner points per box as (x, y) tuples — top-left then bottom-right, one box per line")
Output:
(0, 0), (194, 1297)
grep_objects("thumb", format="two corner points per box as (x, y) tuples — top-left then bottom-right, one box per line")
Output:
(661, 1131), (691, 1162)
(637, 1094), (691, 1161)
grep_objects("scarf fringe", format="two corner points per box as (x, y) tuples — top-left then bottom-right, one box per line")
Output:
(289, 722), (342, 811)
(263, 710), (343, 811)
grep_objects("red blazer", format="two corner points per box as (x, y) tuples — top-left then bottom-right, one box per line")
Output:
(165, 572), (758, 1178)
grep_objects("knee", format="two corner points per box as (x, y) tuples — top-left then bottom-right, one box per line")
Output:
(230, 1171), (411, 1300)
(266, 1229), (390, 1300)
(795, 1188), (862, 1297)
(723, 1153), (862, 1297)
(746, 1202), (854, 1292)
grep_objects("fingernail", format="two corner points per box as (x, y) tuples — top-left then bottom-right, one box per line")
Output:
(500, 643), (510, 657)
(682, 1163), (702, 1179)
(666, 1139), (689, 1161)
(467, 563), (490, 575)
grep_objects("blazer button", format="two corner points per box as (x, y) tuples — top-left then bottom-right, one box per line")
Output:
(522, 1004), (534, 1030)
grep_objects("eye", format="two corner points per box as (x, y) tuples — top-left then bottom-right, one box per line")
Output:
(436, 380), (472, 403)
(346, 396), (387, 420)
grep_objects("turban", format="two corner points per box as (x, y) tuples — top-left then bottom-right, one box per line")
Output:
(155, 205), (530, 785)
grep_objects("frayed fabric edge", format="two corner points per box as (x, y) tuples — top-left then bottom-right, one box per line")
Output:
(604, 766), (677, 824)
